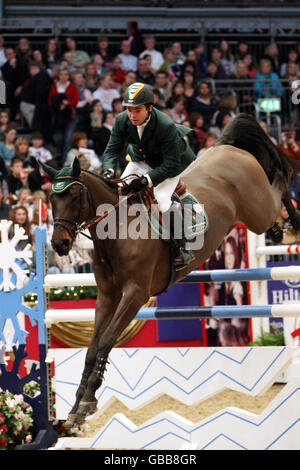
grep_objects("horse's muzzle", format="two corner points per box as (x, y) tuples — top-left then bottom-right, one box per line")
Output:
(51, 237), (72, 256)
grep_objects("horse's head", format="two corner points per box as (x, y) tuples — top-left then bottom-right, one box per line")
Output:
(41, 158), (89, 256)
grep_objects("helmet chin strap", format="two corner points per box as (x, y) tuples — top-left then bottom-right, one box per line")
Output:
(139, 105), (153, 125)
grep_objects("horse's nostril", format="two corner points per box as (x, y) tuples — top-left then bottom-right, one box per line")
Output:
(62, 238), (70, 248)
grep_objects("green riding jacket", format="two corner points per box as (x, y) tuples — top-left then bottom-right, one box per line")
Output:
(103, 107), (196, 187)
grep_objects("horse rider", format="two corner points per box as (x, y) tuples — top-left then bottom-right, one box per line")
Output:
(103, 82), (197, 270)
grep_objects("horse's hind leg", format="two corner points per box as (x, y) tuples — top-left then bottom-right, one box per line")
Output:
(65, 291), (121, 428)
(74, 284), (149, 424)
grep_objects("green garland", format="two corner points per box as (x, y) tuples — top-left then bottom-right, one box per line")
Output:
(24, 286), (98, 302)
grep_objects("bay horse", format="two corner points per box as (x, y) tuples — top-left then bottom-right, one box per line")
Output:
(41, 113), (300, 427)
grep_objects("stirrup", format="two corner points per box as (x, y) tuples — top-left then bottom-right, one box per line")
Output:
(173, 247), (196, 271)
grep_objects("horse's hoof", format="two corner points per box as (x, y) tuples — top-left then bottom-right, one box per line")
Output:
(77, 400), (98, 420)
(65, 413), (77, 429)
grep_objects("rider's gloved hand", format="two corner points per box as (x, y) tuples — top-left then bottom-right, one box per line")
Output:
(103, 169), (115, 180)
(122, 176), (148, 195)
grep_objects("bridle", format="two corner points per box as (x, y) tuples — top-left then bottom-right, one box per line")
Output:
(52, 176), (91, 240)
(52, 174), (137, 241)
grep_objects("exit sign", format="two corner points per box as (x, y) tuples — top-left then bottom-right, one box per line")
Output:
(258, 98), (281, 112)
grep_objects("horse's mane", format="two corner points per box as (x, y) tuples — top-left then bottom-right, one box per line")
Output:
(217, 113), (298, 187)
(81, 170), (119, 191)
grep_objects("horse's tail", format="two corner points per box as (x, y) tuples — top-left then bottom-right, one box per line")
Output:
(217, 113), (299, 188)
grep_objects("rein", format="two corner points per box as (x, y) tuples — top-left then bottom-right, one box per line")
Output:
(53, 174), (137, 241)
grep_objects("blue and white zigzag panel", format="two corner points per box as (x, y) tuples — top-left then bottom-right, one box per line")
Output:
(51, 346), (300, 450)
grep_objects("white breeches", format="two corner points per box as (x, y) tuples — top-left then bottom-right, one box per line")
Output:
(121, 161), (180, 213)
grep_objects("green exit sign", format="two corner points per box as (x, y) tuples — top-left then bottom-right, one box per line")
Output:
(258, 98), (281, 112)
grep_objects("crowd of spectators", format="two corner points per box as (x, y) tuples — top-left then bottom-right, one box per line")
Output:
(0, 24), (300, 270)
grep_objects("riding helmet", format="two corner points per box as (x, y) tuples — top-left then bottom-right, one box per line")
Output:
(122, 82), (154, 107)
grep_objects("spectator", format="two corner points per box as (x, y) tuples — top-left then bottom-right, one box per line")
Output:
(208, 110), (232, 138)
(181, 118), (199, 154)
(118, 39), (138, 72)
(209, 47), (226, 79)
(0, 155), (7, 182)
(42, 38), (60, 69)
(27, 161), (55, 194)
(253, 58), (283, 99)
(159, 47), (176, 73)
(280, 49), (299, 77)
(235, 40), (249, 61)
(169, 95), (188, 124)
(96, 35), (113, 68)
(84, 62), (99, 93)
(28, 63), (53, 141)
(0, 109), (10, 140)
(20, 61), (42, 128)
(15, 137), (30, 163)
(31, 49), (46, 70)
(112, 97), (124, 115)
(282, 62), (300, 126)
(61, 52), (76, 73)
(135, 58), (155, 86)
(0, 35), (6, 68)
(77, 153), (92, 171)
(48, 66), (79, 163)
(91, 54), (108, 77)
(212, 93), (237, 124)
(111, 56), (127, 87)
(243, 53), (257, 79)
(263, 42), (280, 75)
(128, 20), (144, 57)
(171, 41), (186, 65)
(230, 60), (254, 107)
(119, 70), (137, 98)
(197, 131), (218, 157)
(278, 128), (300, 159)
(92, 72), (120, 112)
(259, 120), (278, 145)
(219, 39), (235, 77)
(65, 131), (101, 171)
(72, 70), (93, 130)
(3, 156), (28, 195)
(182, 70), (196, 112)
(15, 37), (31, 82)
(189, 112), (206, 147)
(204, 61), (224, 85)
(0, 126), (17, 164)
(153, 89), (165, 111)
(1, 47), (23, 120)
(9, 205), (32, 244)
(16, 187), (32, 208)
(65, 37), (91, 73)
(179, 60), (200, 82)
(153, 70), (172, 104)
(190, 80), (218, 130)
(90, 111), (115, 162)
(0, 183), (10, 219)
(29, 131), (53, 163)
(166, 80), (185, 108)
(194, 42), (208, 77)
(139, 35), (164, 72)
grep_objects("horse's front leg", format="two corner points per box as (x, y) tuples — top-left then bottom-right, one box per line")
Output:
(65, 289), (121, 428)
(75, 283), (149, 424)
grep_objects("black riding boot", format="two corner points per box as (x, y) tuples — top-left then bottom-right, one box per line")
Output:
(167, 201), (196, 271)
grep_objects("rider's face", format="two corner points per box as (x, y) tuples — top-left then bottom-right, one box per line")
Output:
(127, 105), (151, 126)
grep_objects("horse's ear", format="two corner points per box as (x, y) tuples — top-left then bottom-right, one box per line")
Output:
(72, 157), (81, 177)
(39, 160), (59, 180)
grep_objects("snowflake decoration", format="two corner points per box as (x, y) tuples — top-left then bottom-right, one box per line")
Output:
(0, 219), (32, 292)
(0, 220), (36, 348)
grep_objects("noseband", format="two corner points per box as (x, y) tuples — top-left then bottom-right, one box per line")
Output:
(53, 176), (89, 240)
